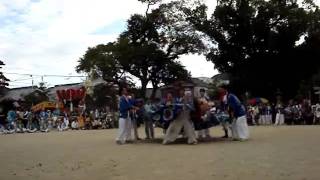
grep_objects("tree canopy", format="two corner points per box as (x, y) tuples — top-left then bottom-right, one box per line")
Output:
(0, 60), (9, 96)
(77, 1), (204, 98)
(0, 60), (9, 88)
(184, 0), (320, 100)
(78, 0), (320, 101)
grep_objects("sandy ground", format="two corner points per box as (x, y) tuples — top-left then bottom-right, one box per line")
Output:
(0, 126), (320, 180)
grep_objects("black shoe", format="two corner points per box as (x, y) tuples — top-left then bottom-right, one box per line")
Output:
(222, 135), (229, 138)
(125, 140), (134, 143)
(116, 140), (124, 145)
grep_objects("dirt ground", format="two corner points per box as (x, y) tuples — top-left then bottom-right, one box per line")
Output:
(0, 126), (319, 180)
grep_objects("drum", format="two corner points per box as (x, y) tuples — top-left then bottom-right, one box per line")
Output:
(163, 108), (174, 121)
(199, 99), (210, 115)
(215, 112), (231, 124)
(152, 114), (161, 121)
(191, 99), (221, 130)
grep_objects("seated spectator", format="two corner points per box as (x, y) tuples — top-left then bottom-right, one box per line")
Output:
(77, 113), (85, 129)
(84, 114), (91, 130)
(71, 120), (79, 130)
(6, 109), (17, 133)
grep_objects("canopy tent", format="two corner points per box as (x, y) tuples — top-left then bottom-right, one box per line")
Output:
(31, 101), (63, 112)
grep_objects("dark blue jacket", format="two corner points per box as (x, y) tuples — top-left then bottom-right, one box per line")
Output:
(227, 93), (246, 118)
(119, 96), (133, 118)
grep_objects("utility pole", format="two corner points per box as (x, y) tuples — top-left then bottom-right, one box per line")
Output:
(31, 75), (34, 107)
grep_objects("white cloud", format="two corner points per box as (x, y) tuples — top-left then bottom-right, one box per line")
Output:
(1, 0), (217, 88)
(178, 54), (217, 78)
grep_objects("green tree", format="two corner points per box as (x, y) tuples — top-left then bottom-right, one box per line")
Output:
(77, 0), (203, 97)
(24, 90), (49, 108)
(77, 43), (128, 85)
(85, 83), (118, 110)
(184, 0), (320, 100)
(0, 60), (9, 95)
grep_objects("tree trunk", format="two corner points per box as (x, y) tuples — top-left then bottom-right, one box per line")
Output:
(151, 85), (158, 100)
(140, 80), (148, 99)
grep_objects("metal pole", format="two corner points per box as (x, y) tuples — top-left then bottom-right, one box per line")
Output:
(31, 75), (34, 107)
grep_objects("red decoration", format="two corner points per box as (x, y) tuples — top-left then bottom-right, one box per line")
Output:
(56, 90), (62, 100)
(75, 89), (81, 100)
(61, 90), (67, 100)
(79, 88), (86, 100)
(70, 89), (76, 100)
(56, 87), (86, 102)
(65, 89), (71, 100)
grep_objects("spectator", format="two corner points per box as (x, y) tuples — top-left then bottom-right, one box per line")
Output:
(71, 120), (79, 130)
(6, 109), (17, 132)
(143, 99), (155, 139)
(313, 103), (320, 124)
(39, 108), (49, 132)
(274, 103), (285, 126)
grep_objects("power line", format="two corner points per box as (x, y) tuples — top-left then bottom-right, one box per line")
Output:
(3, 72), (86, 78)
(10, 77), (36, 82)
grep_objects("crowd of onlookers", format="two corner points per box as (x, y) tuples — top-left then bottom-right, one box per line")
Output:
(246, 100), (320, 126)
(1, 98), (320, 135)
(0, 108), (116, 134)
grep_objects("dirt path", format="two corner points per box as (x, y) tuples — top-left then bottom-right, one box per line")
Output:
(0, 126), (319, 180)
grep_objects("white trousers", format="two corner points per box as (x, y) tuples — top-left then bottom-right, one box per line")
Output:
(116, 117), (132, 143)
(259, 115), (266, 125)
(163, 110), (197, 144)
(265, 115), (272, 125)
(274, 113), (284, 125)
(231, 116), (250, 140)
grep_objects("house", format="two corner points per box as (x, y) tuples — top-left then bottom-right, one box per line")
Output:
(211, 73), (230, 86)
(0, 86), (44, 110)
(0, 86), (43, 102)
(145, 77), (210, 99)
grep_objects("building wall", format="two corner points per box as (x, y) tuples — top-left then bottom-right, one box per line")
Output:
(145, 86), (208, 99)
(145, 88), (162, 99)
(193, 86), (209, 98)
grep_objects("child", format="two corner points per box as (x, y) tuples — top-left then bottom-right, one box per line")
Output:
(129, 94), (141, 141)
(57, 117), (64, 131)
(47, 110), (53, 130)
(16, 110), (26, 133)
(39, 109), (49, 132)
(63, 115), (69, 130)
(143, 100), (155, 139)
(71, 120), (79, 130)
(77, 113), (85, 129)
(84, 113), (91, 130)
(25, 111), (37, 133)
(6, 109), (17, 133)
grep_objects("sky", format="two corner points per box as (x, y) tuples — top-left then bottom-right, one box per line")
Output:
(0, 0), (218, 88)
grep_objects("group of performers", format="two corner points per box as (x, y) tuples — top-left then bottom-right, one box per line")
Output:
(115, 83), (250, 145)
